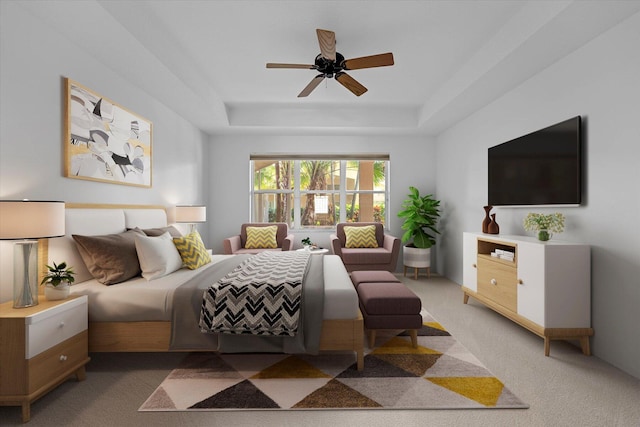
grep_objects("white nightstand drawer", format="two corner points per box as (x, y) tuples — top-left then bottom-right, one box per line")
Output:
(26, 298), (88, 358)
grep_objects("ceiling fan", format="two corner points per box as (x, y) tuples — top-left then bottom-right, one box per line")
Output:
(266, 29), (394, 97)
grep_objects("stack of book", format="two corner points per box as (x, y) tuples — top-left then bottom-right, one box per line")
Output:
(491, 249), (515, 261)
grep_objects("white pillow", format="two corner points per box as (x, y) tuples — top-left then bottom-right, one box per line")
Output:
(134, 232), (183, 280)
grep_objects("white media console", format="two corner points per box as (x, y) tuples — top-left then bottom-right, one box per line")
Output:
(462, 232), (593, 356)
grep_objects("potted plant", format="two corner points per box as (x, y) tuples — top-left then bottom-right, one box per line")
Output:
(40, 261), (75, 301)
(523, 213), (565, 241)
(397, 187), (441, 276)
(301, 237), (317, 250)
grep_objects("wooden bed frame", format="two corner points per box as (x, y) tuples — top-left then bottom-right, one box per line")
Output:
(39, 203), (365, 370)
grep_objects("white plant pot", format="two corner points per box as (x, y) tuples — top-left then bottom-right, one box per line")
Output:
(44, 283), (70, 301)
(403, 245), (431, 268)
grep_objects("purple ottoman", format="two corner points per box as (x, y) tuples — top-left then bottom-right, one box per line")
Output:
(350, 270), (400, 288)
(357, 282), (422, 348)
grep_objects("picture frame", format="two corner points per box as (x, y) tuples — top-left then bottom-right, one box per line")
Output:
(64, 78), (152, 187)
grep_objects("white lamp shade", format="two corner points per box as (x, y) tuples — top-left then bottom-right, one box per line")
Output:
(175, 205), (206, 223)
(0, 200), (66, 240)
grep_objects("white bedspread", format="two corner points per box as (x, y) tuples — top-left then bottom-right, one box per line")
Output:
(70, 254), (357, 322)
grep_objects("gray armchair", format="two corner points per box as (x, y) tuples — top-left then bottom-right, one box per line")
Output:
(330, 222), (400, 272)
(223, 223), (294, 254)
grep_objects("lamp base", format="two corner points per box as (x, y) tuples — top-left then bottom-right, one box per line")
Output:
(13, 241), (39, 308)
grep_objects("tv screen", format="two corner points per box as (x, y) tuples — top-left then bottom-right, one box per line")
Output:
(488, 116), (582, 206)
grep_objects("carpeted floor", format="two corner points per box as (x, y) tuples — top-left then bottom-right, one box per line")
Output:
(140, 310), (527, 411)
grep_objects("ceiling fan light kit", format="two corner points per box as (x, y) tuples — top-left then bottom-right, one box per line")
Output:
(266, 29), (394, 97)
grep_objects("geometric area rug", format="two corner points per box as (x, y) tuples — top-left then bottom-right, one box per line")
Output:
(139, 310), (528, 411)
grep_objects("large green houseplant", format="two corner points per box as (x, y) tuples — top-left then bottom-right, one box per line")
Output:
(397, 186), (441, 248)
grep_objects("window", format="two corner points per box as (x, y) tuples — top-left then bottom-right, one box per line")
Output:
(251, 155), (389, 229)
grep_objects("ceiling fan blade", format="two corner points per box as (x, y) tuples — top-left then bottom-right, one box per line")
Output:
(335, 72), (367, 96)
(266, 63), (315, 69)
(298, 74), (325, 97)
(342, 52), (394, 70)
(316, 29), (336, 61)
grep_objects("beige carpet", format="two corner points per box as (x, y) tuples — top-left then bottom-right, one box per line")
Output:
(140, 309), (527, 411)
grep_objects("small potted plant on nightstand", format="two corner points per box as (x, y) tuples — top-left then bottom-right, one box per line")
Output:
(41, 261), (75, 301)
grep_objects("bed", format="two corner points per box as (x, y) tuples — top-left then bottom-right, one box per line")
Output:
(40, 203), (364, 370)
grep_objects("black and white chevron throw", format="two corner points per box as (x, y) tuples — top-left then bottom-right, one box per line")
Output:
(199, 251), (311, 336)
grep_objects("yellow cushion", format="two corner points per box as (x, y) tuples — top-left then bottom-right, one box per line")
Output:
(173, 231), (211, 269)
(344, 225), (379, 248)
(245, 225), (278, 249)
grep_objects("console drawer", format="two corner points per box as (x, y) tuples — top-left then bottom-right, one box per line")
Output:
(477, 257), (517, 311)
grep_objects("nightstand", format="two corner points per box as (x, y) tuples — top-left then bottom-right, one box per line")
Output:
(0, 295), (90, 422)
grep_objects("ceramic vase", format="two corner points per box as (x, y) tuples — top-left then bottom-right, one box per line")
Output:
(487, 213), (499, 234)
(482, 205), (493, 233)
(537, 230), (551, 241)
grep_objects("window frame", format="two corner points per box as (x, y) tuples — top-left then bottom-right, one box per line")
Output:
(250, 155), (390, 230)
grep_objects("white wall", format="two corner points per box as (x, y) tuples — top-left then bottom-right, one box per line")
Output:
(206, 134), (436, 265)
(0, 3), (208, 302)
(435, 12), (640, 378)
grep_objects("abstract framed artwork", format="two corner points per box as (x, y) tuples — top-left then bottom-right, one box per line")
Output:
(64, 78), (152, 187)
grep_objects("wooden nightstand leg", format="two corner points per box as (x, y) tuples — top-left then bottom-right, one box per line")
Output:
(21, 401), (30, 423)
(463, 293), (470, 304)
(426, 267), (431, 279)
(75, 365), (87, 381)
(368, 330), (376, 348)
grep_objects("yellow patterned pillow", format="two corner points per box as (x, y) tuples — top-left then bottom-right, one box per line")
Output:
(344, 225), (379, 248)
(173, 231), (211, 269)
(245, 226), (278, 249)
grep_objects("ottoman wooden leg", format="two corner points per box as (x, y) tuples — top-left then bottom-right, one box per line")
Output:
(368, 330), (376, 348)
(409, 329), (418, 348)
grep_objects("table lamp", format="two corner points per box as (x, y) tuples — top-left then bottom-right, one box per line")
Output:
(0, 200), (65, 308)
(175, 205), (206, 233)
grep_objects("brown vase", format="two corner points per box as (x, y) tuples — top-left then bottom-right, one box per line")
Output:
(487, 213), (499, 234)
(482, 205), (492, 233)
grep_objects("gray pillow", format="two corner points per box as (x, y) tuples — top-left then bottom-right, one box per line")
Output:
(139, 226), (182, 238)
(72, 229), (144, 285)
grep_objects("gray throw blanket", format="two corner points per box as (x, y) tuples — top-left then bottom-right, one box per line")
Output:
(169, 253), (325, 354)
(200, 251), (311, 336)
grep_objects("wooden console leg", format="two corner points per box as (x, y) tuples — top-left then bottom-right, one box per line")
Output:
(580, 336), (591, 356)
(409, 329), (418, 348)
(356, 349), (364, 371)
(368, 330), (376, 348)
(544, 337), (551, 356)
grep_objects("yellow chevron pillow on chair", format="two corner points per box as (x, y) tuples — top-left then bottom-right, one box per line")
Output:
(245, 226), (278, 249)
(344, 225), (379, 248)
(173, 231), (211, 269)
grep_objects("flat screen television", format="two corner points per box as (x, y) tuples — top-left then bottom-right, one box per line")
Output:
(488, 116), (582, 206)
